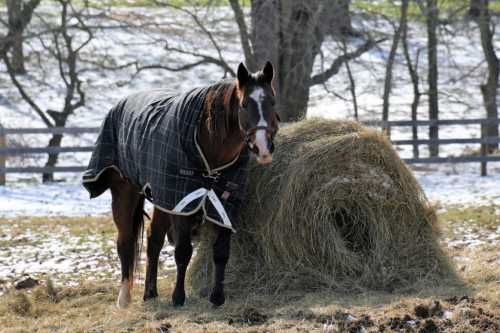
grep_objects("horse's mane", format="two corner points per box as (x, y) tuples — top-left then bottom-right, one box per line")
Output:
(203, 79), (240, 144)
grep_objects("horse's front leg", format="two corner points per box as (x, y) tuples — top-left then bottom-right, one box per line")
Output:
(209, 227), (232, 306)
(172, 216), (193, 307)
(143, 209), (169, 301)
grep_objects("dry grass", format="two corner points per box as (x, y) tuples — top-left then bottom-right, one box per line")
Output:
(191, 119), (455, 295)
(0, 120), (498, 332)
(0, 260), (497, 332)
(0, 205), (498, 332)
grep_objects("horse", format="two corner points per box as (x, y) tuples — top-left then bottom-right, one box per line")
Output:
(82, 61), (279, 308)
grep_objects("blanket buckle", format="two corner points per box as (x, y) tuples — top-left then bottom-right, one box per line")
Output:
(203, 171), (220, 181)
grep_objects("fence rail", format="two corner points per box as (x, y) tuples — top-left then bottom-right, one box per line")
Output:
(0, 127), (101, 135)
(363, 118), (500, 126)
(0, 118), (499, 184)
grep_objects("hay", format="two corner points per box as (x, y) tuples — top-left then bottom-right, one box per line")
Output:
(189, 119), (455, 296)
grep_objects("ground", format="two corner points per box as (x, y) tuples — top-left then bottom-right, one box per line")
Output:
(0, 2), (499, 332)
(0, 203), (498, 332)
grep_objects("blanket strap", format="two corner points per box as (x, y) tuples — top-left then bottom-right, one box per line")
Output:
(173, 187), (232, 228)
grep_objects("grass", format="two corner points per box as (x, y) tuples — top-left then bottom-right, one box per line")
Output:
(353, 0), (500, 17)
(0, 0), (245, 8)
(0, 204), (498, 332)
(439, 205), (500, 230)
(2, 0), (498, 13)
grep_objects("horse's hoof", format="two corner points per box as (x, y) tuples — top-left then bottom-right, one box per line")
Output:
(209, 291), (225, 307)
(172, 289), (185, 307)
(117, 290), (131, 308)
(143, 293), (158, 302)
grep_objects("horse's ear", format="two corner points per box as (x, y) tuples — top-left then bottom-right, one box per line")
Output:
(262, 61), (274, 84)
(237, 63), (250, 86)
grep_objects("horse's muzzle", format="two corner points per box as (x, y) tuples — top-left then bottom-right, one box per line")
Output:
(246, 127), (275, 164)
(255, 139), (273, 164)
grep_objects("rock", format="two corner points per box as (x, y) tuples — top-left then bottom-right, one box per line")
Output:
(444, 296), (458, 305)
(430, 301), (443, 317)
(158, 322), (171, 333)
(419, 319), (438, 333)
(403, 314), (414, 322)
(443, 310), (453, 319)
(14, 277), (39, 290)
(459, 295), (472, 303)
(414, 304), (430, 319)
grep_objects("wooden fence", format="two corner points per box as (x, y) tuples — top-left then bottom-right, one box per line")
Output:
(1, 118), (499, 185)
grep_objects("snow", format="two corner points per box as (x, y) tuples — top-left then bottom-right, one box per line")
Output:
(0, 219), (176, 292)
(415, 168), (500, 207)
(0, 183), (111, 217)
(0, 4), (499, 288)
(0, 167), (498, 218)
(0, 5), (499, 168)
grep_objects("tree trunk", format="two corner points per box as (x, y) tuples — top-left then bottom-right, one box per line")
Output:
(468, 0), (481, 18)
(321, 0), (353, 36)
(402, 4), (421, 159)
(345, 60), (358, 121)
(425, 0), (440, 157)
(472, 0), (499, 153)
(250, 0), (352, 121)
(250, 0), (281, 71)
(42, 133), (63, 183)
(0, 125), (6, 185)
(382, 0), (409, 137)
(7, 0), (26, 74)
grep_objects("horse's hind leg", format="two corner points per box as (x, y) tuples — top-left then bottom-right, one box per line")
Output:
(143, 208), (170, 301)
(109, 171), (143, 308)
(209, 226), (232, 306)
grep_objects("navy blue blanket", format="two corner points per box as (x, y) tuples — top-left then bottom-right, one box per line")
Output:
(82, 86), (250, 231)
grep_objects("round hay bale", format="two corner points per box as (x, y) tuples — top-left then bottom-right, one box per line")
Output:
(189, 119), (455, 295)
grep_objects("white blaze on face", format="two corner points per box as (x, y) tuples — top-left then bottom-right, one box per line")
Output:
(250, 88), (272, 164)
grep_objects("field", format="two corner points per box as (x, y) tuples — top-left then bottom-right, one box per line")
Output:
(0, 205), (498, 332)
(0, 1), (499, 332)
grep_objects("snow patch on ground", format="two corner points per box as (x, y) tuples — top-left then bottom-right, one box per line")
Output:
(0, 167), (497, 289)
(0, 218), (175, 292)
(0, 183), (111, 217)
(1, 167), (498, 218)
(415, 169), (500, 207)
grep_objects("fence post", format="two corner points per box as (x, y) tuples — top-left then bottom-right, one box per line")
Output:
(0, 125), (5, 185)
(481, 123), (489, 177)
(480, 145), (487, 177)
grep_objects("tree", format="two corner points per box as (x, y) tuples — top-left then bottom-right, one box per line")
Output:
(469, 0), (499, 153)
(146, 0), (378, 122)
(2, 0), (93, 182)
(382, 0), (409, 137)
(424, 0), (440, 157)
(237, 0), (377, 121)
(402, 15), (422, 159)
(5, 0), (41, 74)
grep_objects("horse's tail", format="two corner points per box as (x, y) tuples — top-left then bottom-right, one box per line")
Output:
(132, 195), (145, 274)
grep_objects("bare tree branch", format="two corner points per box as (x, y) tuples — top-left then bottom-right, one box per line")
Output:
(165, 44), (236, 76)
(1, 53), (53, 127)
(228, 0), (255, 69)
(153, 1), (234, 76)
(309, 38), (384, 86)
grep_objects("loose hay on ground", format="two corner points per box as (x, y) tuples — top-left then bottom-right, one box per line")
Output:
(189, 118), (456, 295)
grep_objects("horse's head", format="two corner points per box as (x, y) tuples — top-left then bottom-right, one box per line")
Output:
(236, 62), (279, 165)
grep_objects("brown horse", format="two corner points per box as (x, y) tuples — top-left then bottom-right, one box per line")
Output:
(83, 62), (279, 308)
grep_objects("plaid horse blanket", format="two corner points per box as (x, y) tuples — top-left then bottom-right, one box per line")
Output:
(82, 86), (250, 231)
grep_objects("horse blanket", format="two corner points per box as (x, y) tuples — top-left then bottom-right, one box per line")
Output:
(82, 86), (250, 231)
